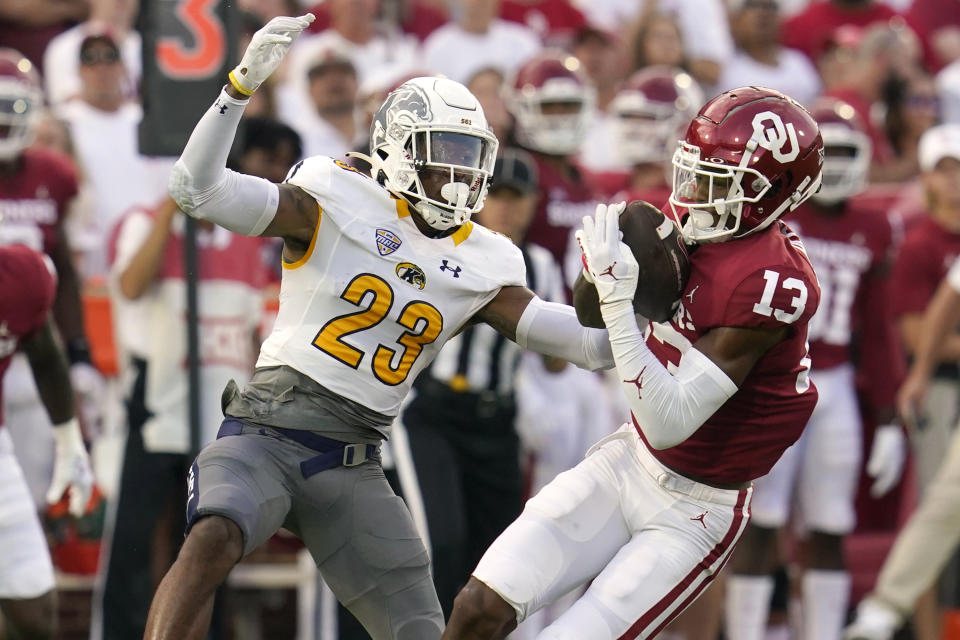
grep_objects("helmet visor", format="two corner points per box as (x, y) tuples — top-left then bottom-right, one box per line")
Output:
(411, 130), (497, 212)
(415, 130), (496, 173)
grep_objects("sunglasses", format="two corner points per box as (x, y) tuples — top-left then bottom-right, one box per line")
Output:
(80, 48), (120, 66)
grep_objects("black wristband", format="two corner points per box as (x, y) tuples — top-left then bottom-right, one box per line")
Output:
(66, 337), (92, 366)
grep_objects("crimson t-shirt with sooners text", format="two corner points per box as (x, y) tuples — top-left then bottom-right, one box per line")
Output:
(0, 147), (78, 255)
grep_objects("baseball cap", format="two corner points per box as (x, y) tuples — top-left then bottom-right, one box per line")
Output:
(306, 43), (355, 78)
(490, 148), (539, 196)
(79, 28), (120, 60)
(919, 124), (960, 172)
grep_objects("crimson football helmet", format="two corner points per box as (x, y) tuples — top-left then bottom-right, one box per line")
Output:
(669, 86), (823, 243)
(809, 97), (871, 205)
(506, 51), (595, 156)
(0, 48), (42, 162)
(610, 66), (703, 166)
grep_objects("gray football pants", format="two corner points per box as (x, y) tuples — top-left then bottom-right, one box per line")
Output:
(187, 421), (444, 640)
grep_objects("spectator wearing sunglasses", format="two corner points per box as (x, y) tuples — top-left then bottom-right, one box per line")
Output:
(42, 0), (141, 107)
(55, 30), (175, 279)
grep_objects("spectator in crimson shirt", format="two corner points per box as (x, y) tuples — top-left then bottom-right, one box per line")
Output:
(782, 0), (898, 65)
(499, 0), (587, 46)
(303, 0), (449, 42)
(891, 124), (960, 485)
(823, 23), (925, 179)
(904, 0), (960, 71)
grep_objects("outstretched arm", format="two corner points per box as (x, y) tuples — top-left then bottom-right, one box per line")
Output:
(477, 286), (614, 371)
(898, 258), (960, 422)
(168, 14), (317, 245)
(578, 203), (785, 449)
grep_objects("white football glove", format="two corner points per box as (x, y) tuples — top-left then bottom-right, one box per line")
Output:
(70, 361), (104, 438)
(46, 418), (94, 517)
(229, 13), (315, 96)
(867, 424), (906, 498)
(574, 202), (637, 305)
(843, 598), (900, 640)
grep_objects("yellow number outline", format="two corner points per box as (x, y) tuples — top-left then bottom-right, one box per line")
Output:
(312, 274), (443, 384)
(313, 274), (393, 369)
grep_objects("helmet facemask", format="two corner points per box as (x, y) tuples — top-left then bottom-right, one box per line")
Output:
(812, 124), (870, 205)
(0, 77), (40, 162)
(511, 82), (595, 156)
(669, 141), (771, 243)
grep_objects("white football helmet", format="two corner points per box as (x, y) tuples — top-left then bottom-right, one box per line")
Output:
(810, 98), (871, 205)
(0, 48), (42, 162)
(366, 76), (499, 231)
(506, 51), (595, 156)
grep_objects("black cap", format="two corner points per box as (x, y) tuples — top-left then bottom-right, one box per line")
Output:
(490, 148), (539, 196)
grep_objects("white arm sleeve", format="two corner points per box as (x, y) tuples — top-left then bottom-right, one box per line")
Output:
(514, 296), (614, 371)
(600, 300), (738, 450)
(948, 255), (960, 293)
(168, 88), (280, 236)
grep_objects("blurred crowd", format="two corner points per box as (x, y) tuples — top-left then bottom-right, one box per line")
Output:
(3, 0), (960, 638)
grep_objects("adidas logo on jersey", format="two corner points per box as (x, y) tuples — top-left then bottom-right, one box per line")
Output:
(376, 228), (402, 256)
(396, 262), (426, 290)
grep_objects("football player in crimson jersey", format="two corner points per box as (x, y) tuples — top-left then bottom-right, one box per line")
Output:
(505, 51), (601, 292)
(443, 86), (824, 640)
(0, 244), (93, 640)
(146, 16), (616, 640)
(725, 98), (906, 640)
(0, 48), (103, 439)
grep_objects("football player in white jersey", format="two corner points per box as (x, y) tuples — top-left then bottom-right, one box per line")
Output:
(145, 15), (614, 640)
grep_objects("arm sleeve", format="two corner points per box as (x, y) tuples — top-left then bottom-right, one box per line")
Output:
(948, 256), (960, 293)
(168, 88), (280, 236)
(600, 300), (738, 450)
(514, 297), (614, 371)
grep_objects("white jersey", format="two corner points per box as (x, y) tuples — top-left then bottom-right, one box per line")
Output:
(258, 155), (527, 416)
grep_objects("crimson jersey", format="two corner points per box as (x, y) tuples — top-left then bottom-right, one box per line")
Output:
(500, 0), (586, 43)
(789, 203), (899, 365)
(523, 153), (598, 275)
(637, 222), (821, 484)
(891, 216), (960, 318)
(0, 148), (78, 255)
(0, 245), (57, 427)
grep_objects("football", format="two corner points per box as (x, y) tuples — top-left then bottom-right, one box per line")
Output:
(573, 200), (690, 328)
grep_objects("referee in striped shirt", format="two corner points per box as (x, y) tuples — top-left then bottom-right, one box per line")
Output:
(401, 148), (567, 618)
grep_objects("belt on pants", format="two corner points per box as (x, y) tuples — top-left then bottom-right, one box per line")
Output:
(217, 418), (378, 479)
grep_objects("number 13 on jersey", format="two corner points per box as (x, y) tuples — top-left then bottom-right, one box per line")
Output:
(752, 269), (812, 393)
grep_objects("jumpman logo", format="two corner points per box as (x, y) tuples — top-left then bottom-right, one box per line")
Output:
(685, 285), (700, 304)
(690, 511), (709, 529)
(623, 366), (647, 399)
(599, 263), (620, 280)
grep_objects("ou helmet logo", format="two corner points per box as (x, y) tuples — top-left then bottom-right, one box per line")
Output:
(751, 111), (799, 163)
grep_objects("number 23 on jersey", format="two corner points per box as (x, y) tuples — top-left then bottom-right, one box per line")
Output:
(312, 273), (444, 386)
